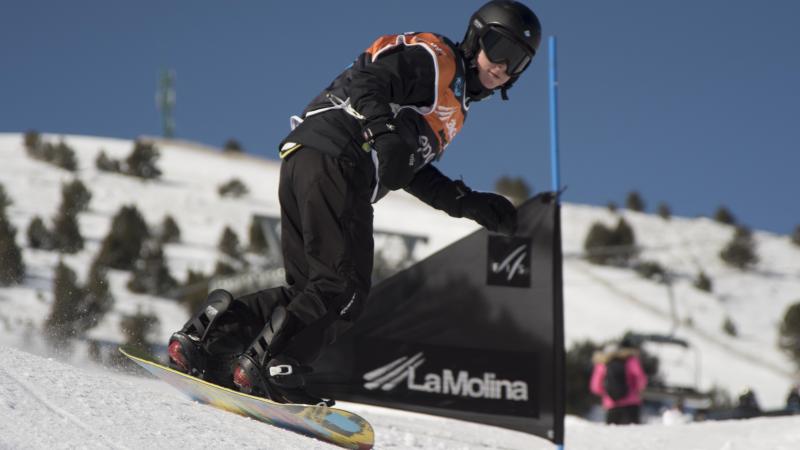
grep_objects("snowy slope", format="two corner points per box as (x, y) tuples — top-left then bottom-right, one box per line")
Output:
(0, 132), (477, 348)
(3, 345), (800, 450)
(562, 206), (800, 406)
(0, 346), (539, 449)
(1, 131), (800, 415)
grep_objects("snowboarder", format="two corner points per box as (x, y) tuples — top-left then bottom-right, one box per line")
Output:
(167, 0), (542, 405)
(590, 335), (648, 424)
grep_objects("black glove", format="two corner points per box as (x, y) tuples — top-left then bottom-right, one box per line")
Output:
(363, 119), (414, 190)
(457, 183), (518, 235)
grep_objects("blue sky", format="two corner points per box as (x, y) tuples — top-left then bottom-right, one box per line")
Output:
(2, 1), (798, 234)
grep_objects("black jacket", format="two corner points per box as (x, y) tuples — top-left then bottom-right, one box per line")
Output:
(280, 33), (492, 217)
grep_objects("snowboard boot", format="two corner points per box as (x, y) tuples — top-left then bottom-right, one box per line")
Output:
(232, 305), (333, 406)
(168, 289), (234, 378)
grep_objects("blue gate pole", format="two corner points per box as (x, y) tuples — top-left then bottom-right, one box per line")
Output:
(549, 36), (566, 450)
(549, 36), (561, 197)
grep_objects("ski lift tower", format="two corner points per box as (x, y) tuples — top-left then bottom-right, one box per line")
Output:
(156, 69), (176, 138)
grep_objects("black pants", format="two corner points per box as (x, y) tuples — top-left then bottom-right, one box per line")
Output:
(205, 147), (375, 367)
(606, 404), (641, 425)
(278, 146), (374, 326)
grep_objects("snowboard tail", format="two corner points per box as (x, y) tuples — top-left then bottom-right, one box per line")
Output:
(119, 347), (374, 449)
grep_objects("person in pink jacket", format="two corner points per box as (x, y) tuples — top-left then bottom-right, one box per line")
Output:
(590, 337), (648, 424)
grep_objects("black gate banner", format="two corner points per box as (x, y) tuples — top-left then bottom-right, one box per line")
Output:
(308, 193), (565, 445)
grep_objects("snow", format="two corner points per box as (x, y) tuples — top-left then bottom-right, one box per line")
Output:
(0, 346), (538, 449)
(2, 346), (800, 449)
(3, 132), (800, 448)
(560, 205), (800, 407)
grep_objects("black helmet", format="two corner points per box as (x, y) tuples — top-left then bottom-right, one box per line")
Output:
(461, 1), (542, 99)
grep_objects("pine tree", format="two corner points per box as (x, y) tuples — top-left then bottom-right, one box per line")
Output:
(722, 316), (738, 337)
(611, 218), (638, 264)
(583, 218), (638, 266)
(494, 176), (531, 206)
(720, 226), (758, 269)
(214, 260), (237, 277)
(52, 140), (78, 171)
(218, 226), (241, 258)
(38, 141), (55, 161)
(218, 178), (249, 198)
(97, 205), (150, 270)
(44, 260), (84, 348)
(27, 216), (54, 250)
(29, 139), (79, 171)
(565, 339), (603, 416)
(51, 181), (87, 253)
(0, 183), (11, 216)
(43, 256), (114, 345)
(634, 260), (666, 281)
(119, 307), (160, 355)
(127, 240), (177, 296)
(61, 179), (92, 216)
(24, 133), (46, 160)
(223, 138), (244, 153)
(626, 191), (646, 212)
(78, 256), (114, 333)
(23, 130), (41, 152)
(791, 225), (800, 247)
(779, 302), (800, 368)
(714, 206), (736, 226)
(52, 208), (84, 253)
(213, 224), (246, 277)
(0, 214), (25, 285)
(613, 218), (635, 247)
(125, 140), (162, 180)
(583, 222), (614, 265)
(0, 193), (25, 285)
(657, 202), (671, 220)
(95, 150), (121, 173)
(160, 215), (181, 244)
(248, 217), (268, 253)
(694, 270), (713, 292)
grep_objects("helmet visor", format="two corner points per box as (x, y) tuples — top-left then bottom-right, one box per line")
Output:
(479, 27), (532, 76)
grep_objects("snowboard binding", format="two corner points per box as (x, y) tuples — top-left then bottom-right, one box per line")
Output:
(232, 305), (333, 406)
(168, 289), (234, 378)
(233, 353), (331, 405)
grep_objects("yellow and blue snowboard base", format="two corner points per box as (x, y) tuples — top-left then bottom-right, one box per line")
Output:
(119, 348), (374, 449)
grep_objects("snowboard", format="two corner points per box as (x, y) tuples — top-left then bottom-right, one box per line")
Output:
(119, 347), (374, 449)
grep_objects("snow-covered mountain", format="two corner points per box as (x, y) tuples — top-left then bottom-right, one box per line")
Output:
(1, 131), (799, 416)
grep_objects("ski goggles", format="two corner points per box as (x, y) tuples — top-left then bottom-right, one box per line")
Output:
(479, 27), (533, 76)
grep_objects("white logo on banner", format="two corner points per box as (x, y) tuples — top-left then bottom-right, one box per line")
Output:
(362, 352), (528, 401)
(491, 244), (529, 281)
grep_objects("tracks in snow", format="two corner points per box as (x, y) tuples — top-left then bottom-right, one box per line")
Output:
(0, 366), (129, 450)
